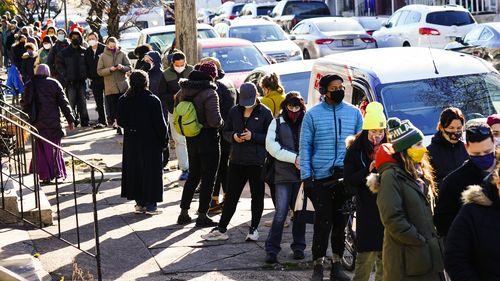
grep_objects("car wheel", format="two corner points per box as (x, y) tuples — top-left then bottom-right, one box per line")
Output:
(303, 49), (311, 60)
(403, 42), (411, 47)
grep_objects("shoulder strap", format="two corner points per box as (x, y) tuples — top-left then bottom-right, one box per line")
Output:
(274, 117), (280, 142)
(270, 98), (276, 115)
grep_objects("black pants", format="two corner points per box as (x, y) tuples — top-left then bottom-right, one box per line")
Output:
(92, 86), (106, 125)
(218, 163), (265, 231)
(213, 138), (230, 197)
(310, 177), (348, 260)
(180, 128), (220, 215)
(106, 93), (121, 122)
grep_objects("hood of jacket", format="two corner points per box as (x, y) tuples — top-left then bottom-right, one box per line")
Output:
(179, 78), (217, 97)
(462, 183), (500, 208)
(367, 143), (398, 194)
(146, 51), (162, 71)
(431, 131), (458, 147)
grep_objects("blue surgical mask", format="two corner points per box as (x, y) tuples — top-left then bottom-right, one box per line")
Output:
(470, 152), (496, 171)
(57, 34), (65, 41)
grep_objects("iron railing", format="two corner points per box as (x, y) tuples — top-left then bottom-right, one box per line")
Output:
(0, 106), (104, 281)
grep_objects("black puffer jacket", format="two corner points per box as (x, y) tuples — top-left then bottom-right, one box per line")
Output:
(215, 71), (237, 122)
(145, 51), (163, 96)
(47, 40), (69, 85)
(223, 102), (273, 166)
(445, 183), (500, 281)
(427, 131), (468, 189)
(57, 44), (87, 83)
(434, 160), (485, 237)
(84, 43), (105, 90)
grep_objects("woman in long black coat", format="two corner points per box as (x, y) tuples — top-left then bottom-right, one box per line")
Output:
(117, 70), (168, 215)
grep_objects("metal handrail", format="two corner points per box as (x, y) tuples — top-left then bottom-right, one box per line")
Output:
(0, 111), (104, 280)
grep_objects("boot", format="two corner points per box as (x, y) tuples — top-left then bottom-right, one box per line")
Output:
(311, 257), (324, 281)
(330, 261), (350, 281)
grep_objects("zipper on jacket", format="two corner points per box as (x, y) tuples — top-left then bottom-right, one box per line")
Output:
(338, 118), (342, 136)
(333, 105), (338, 168)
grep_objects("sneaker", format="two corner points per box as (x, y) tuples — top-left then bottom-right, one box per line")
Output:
(312, 262), (324, 281)
(208, 200), (222, 215)
(177, 212), (192, 225)
(292, 250), (305, 260)
(201, 227), (229, 241)
(265, 253), (278, 264)
(195, 216), (218, 228)
(179, 170), (189, 181)
(145, 209), (163, 215)
(134, 205), (146, 214)
(245, 227), (259, 241)
(93, 123), (106, 130)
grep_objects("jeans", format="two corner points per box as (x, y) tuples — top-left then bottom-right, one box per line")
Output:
(106, 93), (121, 123)
(213, 137), (230, 197)
(265, 182), (306, 255)
(135, 200), (157, 212)
(218, 164), (265, 231)
(180, 128), (220, 215)
(91, 85), (106, 125)
(310, 178), (348, 260)
(67, 81), (89, 126)
(353, 251), (383, 281)
(168, 112), (189, 171)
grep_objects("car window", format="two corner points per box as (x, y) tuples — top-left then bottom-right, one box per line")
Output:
(395, 11), (410, 26)
(404, 11), (421, 25)
(257, 6), (275, 16)
(283, 2), (330, 16)
(147, 29), (217, 53)
(280, 72), (311, 101)
(386, 11), (401, 28)
(229, 25), (287, 42)
(232, 4), (245, 16)
(357, 18), (384, 30)
(272, 1), (286, 16)
(316, 20), (365, 32)
(479, 28), (494, 41)
(464, 27), (483, 43)
(201, 45), (269, 72)
(240, 6), (252, 16)
(291, 22), (305, 34)
(426, 11), (475, 26)
(198, 29), (218, 39)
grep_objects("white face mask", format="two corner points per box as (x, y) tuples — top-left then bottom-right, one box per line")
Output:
(43, 43), (51, 50)
(174, 66), (185, 73)
(88, 40), (97, 47)
(495, 137), (500, 147)
(244, 104), (255, 109)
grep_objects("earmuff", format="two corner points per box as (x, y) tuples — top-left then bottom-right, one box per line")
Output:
(319, 86), (327, 95)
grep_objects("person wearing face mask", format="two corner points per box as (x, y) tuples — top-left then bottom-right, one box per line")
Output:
(300, 74), (363, 281)
(57, 30), (89, 127)
(97, 37), (131, 135)
(263, 92), (307, 264)
(84, 32), (106, 129)
(427, 107), (468, 190)
(201, 82), (272, 241)
(259, 72), (285, 118)
(486, 114), (500, 147)
(158, 51), (193, 178)
(36, 36), (52, 65)
(368, 117), (443, 281)
(20, 42), (37, 83)
(344, 102), (387, 281)
(11, 34), (27, 72)
(133, 44), (153, 71)
(42, 26), (57, 43)
(434, 122), (497, 238)
(47, 28), (69, 87)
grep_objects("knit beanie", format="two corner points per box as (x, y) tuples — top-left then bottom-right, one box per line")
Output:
(198, 62), (217, 80)
(387, 117), (424, 152)
(35, 64), (50, 77)
(362, 102), (386, 130)
(487, 114), (500, 127)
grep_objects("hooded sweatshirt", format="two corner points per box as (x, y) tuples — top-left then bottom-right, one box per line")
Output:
(145, 51), (163, 96)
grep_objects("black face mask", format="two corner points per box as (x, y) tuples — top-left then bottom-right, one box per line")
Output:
(71, 38), (80, 46)
(327, 89), (344, 104)
(140, 62), (152, 72)
(443, 130), (462, 141)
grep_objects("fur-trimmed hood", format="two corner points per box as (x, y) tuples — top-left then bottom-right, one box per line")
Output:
(367, 172), (380, 194)
(462, 185), (494, 206)
(345, 135), (356, 149)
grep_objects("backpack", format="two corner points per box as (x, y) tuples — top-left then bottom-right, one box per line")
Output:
(173, 96), (203, 137)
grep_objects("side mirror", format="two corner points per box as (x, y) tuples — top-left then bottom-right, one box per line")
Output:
(384, 22), (392, 28)
(127, 52), (137, 60)
(455, 37), (464, 44)
(289, 35), (296, 40)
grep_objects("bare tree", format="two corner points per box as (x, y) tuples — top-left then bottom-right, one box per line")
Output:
(10, 0), (61, 24)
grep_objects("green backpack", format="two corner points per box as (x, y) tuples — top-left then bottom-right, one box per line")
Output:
(173, 97), (203, 137)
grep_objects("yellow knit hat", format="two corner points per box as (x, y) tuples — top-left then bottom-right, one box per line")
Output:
(363, 102), (387, 130)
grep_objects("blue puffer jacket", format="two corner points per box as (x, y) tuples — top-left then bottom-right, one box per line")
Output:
(300, 101), (363, 180)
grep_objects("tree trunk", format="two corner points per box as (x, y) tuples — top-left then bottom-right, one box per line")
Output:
(107, 0), (120, 39)
(175, 0), (197, 65)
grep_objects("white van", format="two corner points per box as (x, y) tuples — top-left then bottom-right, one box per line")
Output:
(308, 47), (500, 141)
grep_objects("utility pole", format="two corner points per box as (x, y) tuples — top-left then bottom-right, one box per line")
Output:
(174, 0), (198, 65)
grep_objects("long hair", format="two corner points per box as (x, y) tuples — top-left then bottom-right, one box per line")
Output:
(260, 72), (284, 94)
(394, 150), (437, 196)
(350, 130), (388, 159)
(126, 70), (149, 97)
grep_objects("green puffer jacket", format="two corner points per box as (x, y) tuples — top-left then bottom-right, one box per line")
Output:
(367, 162), (444, 281)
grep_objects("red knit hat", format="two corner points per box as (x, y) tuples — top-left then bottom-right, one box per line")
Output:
(487, 114), (500, 127)
(198, 62), (217, 80)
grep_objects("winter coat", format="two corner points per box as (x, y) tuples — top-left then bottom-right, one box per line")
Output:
(368, 145), (444, 281)
(6, 65), (24, 93)
(427, 131), (468, 189)
(175, 78), (223, 129)
(434, 160), (485, 237)
(37, 48), (50, 65)
(300, 101), (363, 180)
(57, 45), (87, 83)
(21, 75), (75, 139)
(224, 103), (273, 166)
(84, 44), (105, 90)
(47, 40), (69, 85)
(344, 135), (384, 252)
(11, 42), (25, 71)
(444, 184), (500, 281)
(157, 65), (193, 114)
(21, 52), (36, 83)
(97, 48), (131, 96)
(260, 90), (285, 117)
(117, 89), (167, 203)
(145, 51), (162, 96)
(265, 115), (302, 184)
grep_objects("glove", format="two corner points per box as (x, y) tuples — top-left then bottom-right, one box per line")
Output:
(303, 177), (314, 200)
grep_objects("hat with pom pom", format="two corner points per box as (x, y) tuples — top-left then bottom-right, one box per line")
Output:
(387, 117), (423, 152)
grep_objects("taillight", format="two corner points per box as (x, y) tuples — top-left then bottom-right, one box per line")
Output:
(366, 30), (374, 36)
(361, 37), (376, 43)
(419, 27), (440, 35)
(315, 39), (334, 45)
(228, 15), (237, 20)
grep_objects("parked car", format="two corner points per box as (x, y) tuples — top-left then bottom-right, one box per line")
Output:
(373, 5), (476, 49)
(211, 1), (245, 25)
(445, 22), (500, 71)
(119, 32), (141, 54)
(135, 24), (219, 54)
(308, 47), (500, 143)
(239, 2), (277, 19)
(99, 25), (141, 41)
(269, 0), (331, 33)
(214, 19), (302, 63)
(121, 7), (166, 29)
(244, 59), (316, 101)
(197, 8), (216, 24)
(198, 38), (271, 88)
(290, 17), (377, 59)
(352, 16), (388, 35)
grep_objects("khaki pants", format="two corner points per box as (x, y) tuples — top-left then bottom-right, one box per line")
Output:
(352, 251), (383, 281)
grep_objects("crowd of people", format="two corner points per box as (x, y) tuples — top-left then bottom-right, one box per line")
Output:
(6, 13), (499, 281)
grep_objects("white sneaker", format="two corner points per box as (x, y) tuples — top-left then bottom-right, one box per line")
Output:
(245, 227), (259, 241)
(201, 228), (229, 241)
